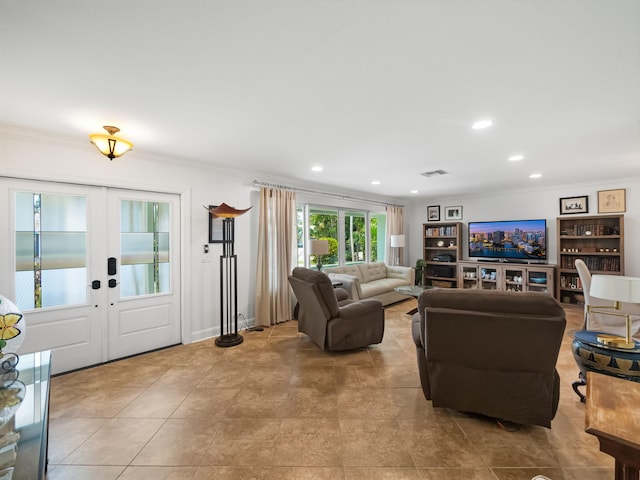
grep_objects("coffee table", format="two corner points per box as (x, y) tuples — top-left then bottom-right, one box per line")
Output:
(394, 285), (437, 315)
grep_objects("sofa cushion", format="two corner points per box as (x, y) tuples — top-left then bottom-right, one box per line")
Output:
(324, 264), (363, 281)
(360, 278), (409, 298)
(358, 262), (387, 283)
(342, 264), (363, 280)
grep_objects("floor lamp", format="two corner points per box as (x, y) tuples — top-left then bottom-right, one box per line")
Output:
(390, 234), (405, 266)
(207, 203), (251, 348)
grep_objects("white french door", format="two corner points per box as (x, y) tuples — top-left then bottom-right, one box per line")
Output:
(106, 189), (181, 361)
(0, 178), (181, 374)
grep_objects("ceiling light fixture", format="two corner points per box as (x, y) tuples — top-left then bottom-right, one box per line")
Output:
(410, 190), (418, 194)
(311, 166), (323, 172)
(509, 155), (524, 161)
(529, 173), (542, 179)
(472, 119), (493, 130)
(371, 180), (381, 185)
(89, 125), (133, 160)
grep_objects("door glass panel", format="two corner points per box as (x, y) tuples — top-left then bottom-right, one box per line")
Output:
(120, 200), (170, 297)
(15, 192), (87, 311)
(41, 268), (87, 306)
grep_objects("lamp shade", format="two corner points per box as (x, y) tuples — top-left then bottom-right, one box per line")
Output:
(590, 275), (640, 303)
(310, 239), (329, 256)
(89, 126), (133, 160)
(207, 203), (252, 218)
(390, 234), (405, 248)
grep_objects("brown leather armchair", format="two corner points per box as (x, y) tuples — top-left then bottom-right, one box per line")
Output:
(289, 267), (384, 351)
(412, 288), (566, 428)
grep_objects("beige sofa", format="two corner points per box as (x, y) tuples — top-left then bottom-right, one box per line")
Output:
(323, 262), (414, 306)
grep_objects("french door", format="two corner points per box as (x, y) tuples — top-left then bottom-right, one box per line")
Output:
(0, 178), (181, 374)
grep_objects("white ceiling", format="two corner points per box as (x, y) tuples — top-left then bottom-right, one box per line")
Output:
(2, 0), (639, 200)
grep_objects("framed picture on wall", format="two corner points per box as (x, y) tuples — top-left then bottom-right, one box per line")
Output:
(208, 205), (224, 243)
(444, 206), (462, 221)
(598, 189), (626, 213)
(427, 205), (440, 221)
(559, 195), (589, 215)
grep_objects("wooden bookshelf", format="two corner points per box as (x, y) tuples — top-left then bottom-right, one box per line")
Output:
(556, 214), (624, 304)
(422, 222), (462, 288)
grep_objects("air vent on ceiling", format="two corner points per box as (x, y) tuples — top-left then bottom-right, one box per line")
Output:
(420, 169), (448, 178)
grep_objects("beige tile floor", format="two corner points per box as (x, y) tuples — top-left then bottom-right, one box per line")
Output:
(47, 300), (613, 480)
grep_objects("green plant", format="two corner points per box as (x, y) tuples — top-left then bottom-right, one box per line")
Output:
(414, 259), (426, 285)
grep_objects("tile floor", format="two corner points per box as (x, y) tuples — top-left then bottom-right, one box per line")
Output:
(47, 300), (613, 480)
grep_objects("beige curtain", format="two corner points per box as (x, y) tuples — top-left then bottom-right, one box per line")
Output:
(255, 187), (297, 326)
(385, 205), (404, 266)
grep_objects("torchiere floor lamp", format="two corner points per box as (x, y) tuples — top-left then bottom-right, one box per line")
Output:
(207, 203), (251, 347)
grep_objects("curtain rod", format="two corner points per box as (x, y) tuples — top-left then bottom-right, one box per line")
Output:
(251, 180), (404, 208)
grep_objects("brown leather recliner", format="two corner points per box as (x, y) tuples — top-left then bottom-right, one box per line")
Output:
(289, 267), (384, 350)
(412, 288), (566, 428)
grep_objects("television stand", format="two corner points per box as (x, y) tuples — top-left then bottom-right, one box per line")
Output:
(458, 260), (556, 298)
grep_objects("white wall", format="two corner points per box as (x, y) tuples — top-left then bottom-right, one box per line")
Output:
(404, 179), (640, 276)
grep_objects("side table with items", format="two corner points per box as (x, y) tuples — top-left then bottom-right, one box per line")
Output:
(585, 371), (640, 480)
(0, 350), (52, 480)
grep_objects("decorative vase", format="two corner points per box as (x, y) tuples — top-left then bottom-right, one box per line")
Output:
(0, 295), (26, 356)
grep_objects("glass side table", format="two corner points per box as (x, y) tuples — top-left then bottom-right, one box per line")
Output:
(0, 351), (52, 480)
(394, 285), (438, 315)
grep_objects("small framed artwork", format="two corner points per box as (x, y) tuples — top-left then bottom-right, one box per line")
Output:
(444, 206), (462, 221)
(559, 195), (589, 215)
(427, 205), (440, 221)
(208, 205), (224, 243)
(598, 189), (626, 213)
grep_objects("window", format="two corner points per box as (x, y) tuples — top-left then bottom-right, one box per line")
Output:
(370, 213), (386, 263)
(120, 200), (170, 297)
(15, 192), (88, 310)
(297, 204), (386, 268)
(309, 207), (338, 268)
(344, 211), (366, 264)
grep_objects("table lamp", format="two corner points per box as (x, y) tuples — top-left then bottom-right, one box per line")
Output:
(310, 239), (329, 270)
(589, 274), (640, 349)
(390, 234), (405, 266)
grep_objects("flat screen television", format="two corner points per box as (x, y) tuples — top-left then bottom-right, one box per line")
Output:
(468, 219), (547, 263)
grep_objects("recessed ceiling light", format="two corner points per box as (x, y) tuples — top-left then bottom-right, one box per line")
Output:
(371, 180), (381, 185)
(410, 190), (418, 194)
(509, 155), (524, 162)
(529, 173), (542, 179)
(311, 165), (323, 172)
(472, 119), (493, 130)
